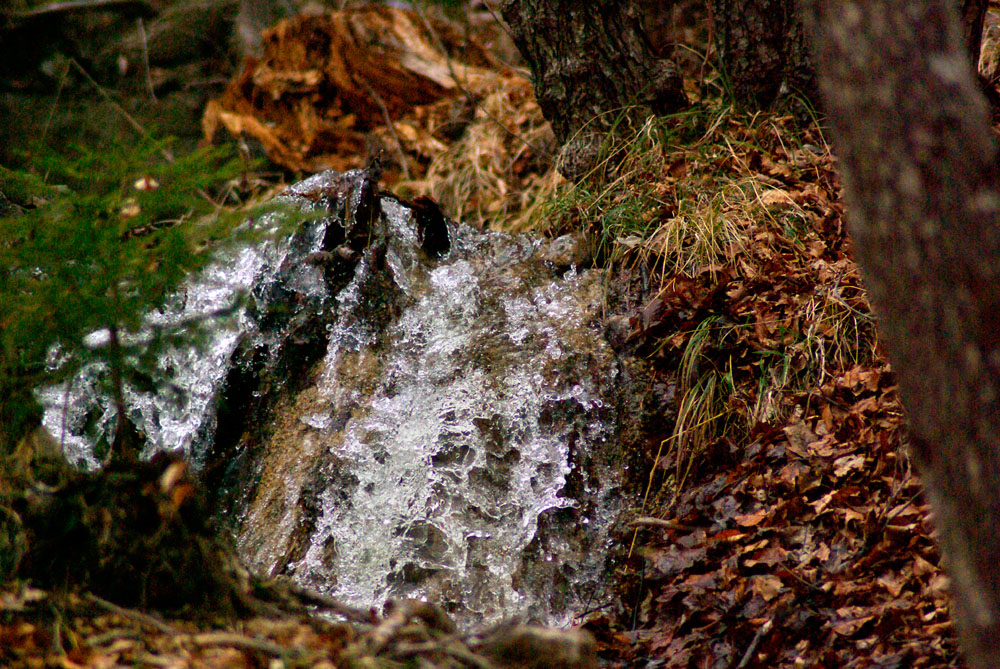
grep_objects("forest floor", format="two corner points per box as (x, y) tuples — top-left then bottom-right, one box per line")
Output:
(0, 1), (973, 667)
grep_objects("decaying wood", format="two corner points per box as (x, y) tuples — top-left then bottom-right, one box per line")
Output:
(203, 6), (496, 174)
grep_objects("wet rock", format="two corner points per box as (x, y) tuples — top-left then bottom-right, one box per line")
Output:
(540, 231), (594, 270)
(223, 173), (626, 627)
(40, 168), (630, 629)
(409, 195), (451, 258)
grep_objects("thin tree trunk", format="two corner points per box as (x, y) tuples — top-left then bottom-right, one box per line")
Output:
(107, 325), (138, 466)
(501, 0), (685, 180)
(713, 0), (984, 108)
(800, 1), (1000, 666)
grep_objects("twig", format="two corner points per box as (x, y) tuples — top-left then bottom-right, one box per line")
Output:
(627, 436), (669, 560)
(182, 77), (230, 89)
(70, 57), (222, 208)
(390, 640), (438, 656)
(414, 5), (477, 102)
(391, 640), (495, 669)
(134, 653), (176, 667)
(86, 628), (143, 646)
(48, 604), (65, 656)
(284, 581), (372, 623)
(190, 632), (299, 658)
(480, 0), (514, 41)
(359, 79), (411, 180)
(736, 618), (773, 668)
(367, 601), (413, 655)
(629, 516), (696, 532)
(367, 600), (455, 655)
(136, 17), (157, 103)
(68, 58), (174, 163)
(442, 641), (497, 669)
(414, 4), (551, 161)
(39, 58), (72, 150)
(85, 593), (178, 635)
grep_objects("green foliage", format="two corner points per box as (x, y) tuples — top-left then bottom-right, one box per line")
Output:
(0, 165), (67, 207)
(0, 136), (256, 460)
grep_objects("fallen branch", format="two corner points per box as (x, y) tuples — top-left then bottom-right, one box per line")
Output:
(85, 593), (178, 636)
(190, 631), (300, 658)
(367, 599), (455, 655)
(736, 618), (773, 668)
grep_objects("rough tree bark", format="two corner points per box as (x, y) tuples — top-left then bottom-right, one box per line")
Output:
(713, 0), (986, 108)
(711, 0), (817, 106)
(800, 2), (1000, 666)
(500, 0), (686, 181)
(959, 0), (988, 65)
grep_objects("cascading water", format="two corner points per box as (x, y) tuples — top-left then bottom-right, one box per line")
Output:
(37, 197), (330, 468)
(39, 168), (626, 627)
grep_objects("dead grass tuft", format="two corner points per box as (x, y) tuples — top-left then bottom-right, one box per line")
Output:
(508, 96), (882, 510)
(398, 73), (562, 231)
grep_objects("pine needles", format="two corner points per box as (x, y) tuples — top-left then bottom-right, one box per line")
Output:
(0, 135), (255, 462)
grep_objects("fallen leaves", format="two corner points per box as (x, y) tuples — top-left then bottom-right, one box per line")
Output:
(0, 586), (605, 669)
(611, 110), (960, 666)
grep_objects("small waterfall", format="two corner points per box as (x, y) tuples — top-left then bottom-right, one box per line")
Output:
(37, 197), (330, 468)
(39, 169), (625, 627)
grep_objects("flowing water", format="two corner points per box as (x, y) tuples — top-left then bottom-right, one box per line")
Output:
(39, 169), (625, 627)
(37, 202), (329, 468)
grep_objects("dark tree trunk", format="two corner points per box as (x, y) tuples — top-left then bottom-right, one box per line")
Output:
(801, 1), (1000, 666)
(711, 0), (818, 106)
(501, 0), (686, 181)
(959, 0), (988, 66)
(713, 0), (985, 108)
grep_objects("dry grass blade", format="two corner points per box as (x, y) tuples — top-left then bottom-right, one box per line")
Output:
(404, 72), (559, 231)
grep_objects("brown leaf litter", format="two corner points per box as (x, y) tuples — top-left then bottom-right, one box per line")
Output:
(598, 106), (961, 667)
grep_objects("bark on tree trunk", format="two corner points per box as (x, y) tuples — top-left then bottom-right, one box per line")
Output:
(711, 0), (818, 106)
(713, 0), (984, 108)
(501, 0), (686, 181)
(800, 2), (1000, 666)
(959, 0), (988, 67)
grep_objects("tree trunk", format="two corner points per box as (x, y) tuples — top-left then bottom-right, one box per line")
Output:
(500, 0), (686, 181)
(800, 1), (1000, 666)
(959, 0), (988, 67)
(711, 0), (818, 106)
(713, 0), (984, 108)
